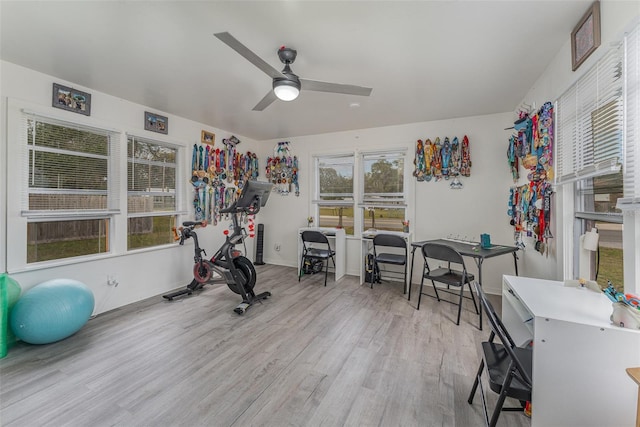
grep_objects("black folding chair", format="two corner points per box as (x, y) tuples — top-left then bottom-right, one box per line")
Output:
(370, 234), (407, 291)
(418, 242), (478, 325)
(299, 230), (336, 286)
(468, 282), (533, 427)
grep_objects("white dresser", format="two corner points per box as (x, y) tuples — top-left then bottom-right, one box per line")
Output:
(502, 275), (640, 427)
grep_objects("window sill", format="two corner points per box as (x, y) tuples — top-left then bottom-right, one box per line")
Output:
(8, 242), (179, 275)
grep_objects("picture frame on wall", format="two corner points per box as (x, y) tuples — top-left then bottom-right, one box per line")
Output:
(144, 111), (168, 134)
(201, 130), (215, 145)
(52, 83), (91, 116)
(571, 1), (601, 71)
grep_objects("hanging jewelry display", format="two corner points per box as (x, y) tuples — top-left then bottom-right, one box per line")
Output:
(266, 141), (299, 196)
(506, 102), (554, 255)
(507, 102), (554, 182)
(413, 135), (471, 188)
(190, 135), (260, 223)
(507, 181), (553, 254)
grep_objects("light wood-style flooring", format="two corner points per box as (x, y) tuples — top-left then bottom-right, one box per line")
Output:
(1, 264), (530, 427)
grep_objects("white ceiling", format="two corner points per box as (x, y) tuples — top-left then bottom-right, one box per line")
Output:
(1, 1), (594, 141)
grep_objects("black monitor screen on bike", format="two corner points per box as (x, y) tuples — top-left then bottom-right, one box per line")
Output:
(237, 180), (273, 209)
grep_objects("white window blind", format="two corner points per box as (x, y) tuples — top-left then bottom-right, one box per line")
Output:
(22, 112), (120, 217)
(556, 44), (624, 184)
(127, 135), (178, 215)
(617, 23), (640, 210)
(127, 135), (179, 250)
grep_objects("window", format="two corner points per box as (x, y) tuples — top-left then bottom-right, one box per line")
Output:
(314, 155), (355, 234)
(558, 23), (640, 294)
(556, 43), (624, 289)
(360, 151), (406, 233)
(23, 114), (119, 263)
(575, 172), (624, 292)
(127, 136), (179, 250)
(313, 151), (408, 235)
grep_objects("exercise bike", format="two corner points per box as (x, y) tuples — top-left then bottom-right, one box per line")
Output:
(163, 180), (273, 314)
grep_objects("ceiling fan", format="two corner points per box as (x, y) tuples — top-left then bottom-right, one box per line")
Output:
(214, 32), (373, 111)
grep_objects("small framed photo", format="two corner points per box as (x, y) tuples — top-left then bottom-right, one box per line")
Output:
(52, 83), (91, 116)
(571, 1), (601, 71)
(201, 130), (215, 145)
(144, 111), (168, 134)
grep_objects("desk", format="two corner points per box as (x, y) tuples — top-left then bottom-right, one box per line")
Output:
(409, 238), (518, 328)
(503, 275), (640, 427)
(298, 227), (346, 281)
(360, 230), (412, 290)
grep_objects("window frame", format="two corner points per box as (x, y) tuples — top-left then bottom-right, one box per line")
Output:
(559, 24), (640, 294)
(126, 134), (181, 251)
(312, 149), (411, 236)
(5, 99), (190, 272)
(313, 153), (356, 234)
(572, 172), (624, 290)
(358, 149), (408, 233)
(17, 109), (121, 266)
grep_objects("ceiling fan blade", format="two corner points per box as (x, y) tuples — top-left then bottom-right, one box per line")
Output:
(214, 32), (284, 79)
(300, 79), (372, 97)
(252, 90), (278, 111)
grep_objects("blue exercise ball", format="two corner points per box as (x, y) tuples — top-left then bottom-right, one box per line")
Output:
(10, 279), (94, 345)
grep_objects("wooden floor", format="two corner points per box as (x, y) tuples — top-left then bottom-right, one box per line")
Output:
(1, 264), (530, 427)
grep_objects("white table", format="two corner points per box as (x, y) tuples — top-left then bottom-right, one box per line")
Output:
(502, 275), (640, 427)
(298, 227), (346, 281)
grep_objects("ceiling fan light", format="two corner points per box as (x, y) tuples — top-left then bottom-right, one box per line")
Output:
(273, 79), (300, 101)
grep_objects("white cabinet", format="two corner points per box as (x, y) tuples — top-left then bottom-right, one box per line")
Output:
(502, 275), (640, 427)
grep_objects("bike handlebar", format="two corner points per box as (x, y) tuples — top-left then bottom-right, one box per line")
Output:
(218, 203), (237, 214)
(182, 220), (207, 228)
(219, 200), (261, 215)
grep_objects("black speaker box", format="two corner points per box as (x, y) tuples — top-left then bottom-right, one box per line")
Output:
(254, 223), (265, 265)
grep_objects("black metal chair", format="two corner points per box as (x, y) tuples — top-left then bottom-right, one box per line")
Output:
(370, 234), (407, 291)
(468, 282), (533, 427)
(299, 230), (336, 286)
(418, 242), (478, 325)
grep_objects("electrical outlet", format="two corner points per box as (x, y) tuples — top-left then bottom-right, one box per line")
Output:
(274, 243), (281, 252)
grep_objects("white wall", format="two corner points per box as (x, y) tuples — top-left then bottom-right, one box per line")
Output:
(3, 0), (636, 314)
(514, 1), (639, 287)
(249, 1), (639, 293)
(252, 112), (517, 294)
(0, 60), (260, 314)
